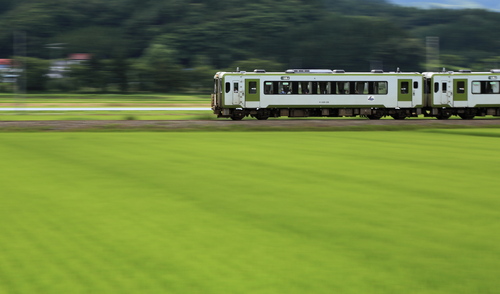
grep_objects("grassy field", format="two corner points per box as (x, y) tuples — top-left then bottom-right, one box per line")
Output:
(0, 93), (212, 120)
(0, 93), (209, 103)
(0, 130), (499, 293)
(0, 111), (215, 121)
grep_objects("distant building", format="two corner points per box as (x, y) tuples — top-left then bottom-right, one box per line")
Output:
(0, 59), (14, 69)
(47, 53), (92, 78)
(67, 53), (91, 65)
(0, 59), (20, 83)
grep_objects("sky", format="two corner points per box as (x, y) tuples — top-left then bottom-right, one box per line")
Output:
(388, 0), (500, 11)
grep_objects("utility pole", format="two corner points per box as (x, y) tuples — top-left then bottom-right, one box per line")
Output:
(13, 31), (26, 105)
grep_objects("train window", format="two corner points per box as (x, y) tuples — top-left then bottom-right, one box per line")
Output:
(280, 82), (291, 94)
(472, 81), (500, 94)
(311, 82), (318, 94)
(356, 82), (366, 94)
(273, 81), (280, 94)
(234, 82), (238, 93)
(300, 82), (310, 94)
(401, 81), (409, 94)
(265, 81), (292, 94)
(434, 82), (439, 93)
(263, 80), (387, 95)
(336, 82), (347, 94)
(472, 82), (481, 94)
(368, 82), (375, 94)
(492, 82), (500, 93)
(457, 81), (465, 94)
(264, 82), (273, 94)
(291, 81), (299, 94)
(349, 82), (356, 94)
(413, 81), (419, 89)
(225, 82), (230, 93)
(249, 82), (257, 94)
(442, 82), (447, 93)
(378, 82), (388, 94)
(319, 82), (329, 94)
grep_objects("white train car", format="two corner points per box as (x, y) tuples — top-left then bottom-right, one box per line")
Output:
(212, 69), (424, 120)
(423, 70), (500, 119)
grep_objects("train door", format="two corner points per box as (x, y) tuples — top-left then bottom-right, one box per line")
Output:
(444, 80), (452, 106)
(433, 77), (452, 106)
(244, 79), (260, 109)
(224, 78), (243, 106)
(441, 79), (452, 106)
(398, 79), (412, 102)
(453, 79), (468, 102)
(232, 81), (241, 105)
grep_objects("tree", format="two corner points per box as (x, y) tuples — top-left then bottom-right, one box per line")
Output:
(87, 55), (108, 91)
(137, 44), (184, 92)
(2, 0), (500, 91)
(14, 56), (49, 91)
(109, 54), (129, 93)
(287, 14), (424, 71)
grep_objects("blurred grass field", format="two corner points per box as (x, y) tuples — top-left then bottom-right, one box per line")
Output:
(0, 93), (208, 102)
(0, 110), (215, 121)
(1, 130), (499, 294)
(0, 93), (214, 121)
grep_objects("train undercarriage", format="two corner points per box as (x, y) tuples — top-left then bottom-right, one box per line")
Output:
(213, 106), (500, 120)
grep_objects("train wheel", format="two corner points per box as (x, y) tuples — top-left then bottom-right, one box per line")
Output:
(230, 111), (245, 120)
(391, 114), (406, 120)
(367, 114), (382, 120)
(459, 114), (475, 120)
(436, 114), (451, 120)
(254, 109), (270, 120)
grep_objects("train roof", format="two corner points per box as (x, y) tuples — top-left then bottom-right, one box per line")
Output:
(423, 69), (500, 77)
(217, 69), (421, 76)
(215, 68), (500, 78)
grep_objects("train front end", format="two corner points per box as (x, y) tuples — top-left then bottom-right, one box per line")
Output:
(211, 72), (223, 117)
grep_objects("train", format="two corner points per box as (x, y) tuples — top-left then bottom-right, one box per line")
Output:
(211, 68), (500, 120)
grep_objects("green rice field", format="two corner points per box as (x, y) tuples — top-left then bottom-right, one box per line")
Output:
(1, 130), (499, 293)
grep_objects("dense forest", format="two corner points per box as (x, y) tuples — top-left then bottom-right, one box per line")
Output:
(0, 0), (499, 92)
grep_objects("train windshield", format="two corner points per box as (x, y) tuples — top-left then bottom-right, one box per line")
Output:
(213, 77), (221, 94)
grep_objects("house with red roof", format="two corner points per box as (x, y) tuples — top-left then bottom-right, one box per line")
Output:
(67, 53), (91, 65)
(0, 59), (13, 69)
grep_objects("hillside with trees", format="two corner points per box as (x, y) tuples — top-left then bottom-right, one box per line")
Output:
(0, 0), (499, 92)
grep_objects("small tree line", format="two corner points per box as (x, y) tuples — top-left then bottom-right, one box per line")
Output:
(5, 50), (213, 93)
(4, 43), (292, 93)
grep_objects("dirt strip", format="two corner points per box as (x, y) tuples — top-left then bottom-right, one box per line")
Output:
(1, 119), (500, 131)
